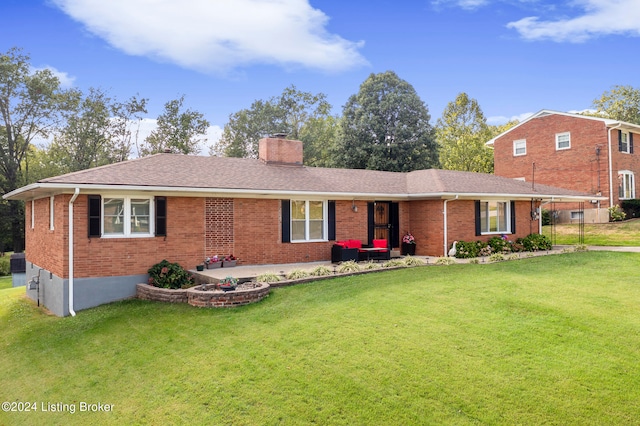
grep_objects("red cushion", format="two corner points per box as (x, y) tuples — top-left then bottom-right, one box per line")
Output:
(373, 239), (387, 248)
(335, 242), (346, 248)
(349, 240), (362, 249)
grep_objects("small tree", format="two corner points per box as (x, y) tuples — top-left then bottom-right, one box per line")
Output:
(141, 95), (209, 155)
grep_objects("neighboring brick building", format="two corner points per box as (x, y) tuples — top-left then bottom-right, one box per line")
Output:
(488, 110), (640, 223)
(4, 136), (595, 316)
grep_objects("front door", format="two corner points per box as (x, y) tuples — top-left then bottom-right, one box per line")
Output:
(368, 202), (399, 248)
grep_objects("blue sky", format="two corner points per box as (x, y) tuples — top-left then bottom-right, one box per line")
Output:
(2, 0), (640, 149)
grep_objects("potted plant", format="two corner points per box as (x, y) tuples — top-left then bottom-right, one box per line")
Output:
(205, 255), (222, 269)
(401, 232), (416, 255)
(222, 254), (237, 267)
(218, 276), (238, 291)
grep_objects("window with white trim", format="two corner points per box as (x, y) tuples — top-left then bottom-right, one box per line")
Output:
(479, 201), (511, 234)
(103, 196), (153, 237)
(513, 139), (526, 156)
(618, 171), (635, 200)
(620, 131), (630, 153)
(556, 132), (570, 150)
(290, 200), (326, 242)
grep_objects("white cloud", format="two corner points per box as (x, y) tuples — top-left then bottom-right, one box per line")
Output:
(487, 111), (533, 125)
(52, 0), (367, 73)
(31, 66), (76, 88)
(507, 0), (640, 42)
(432, 0), (489, 11)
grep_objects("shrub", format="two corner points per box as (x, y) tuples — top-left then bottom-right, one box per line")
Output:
(541, 209), (551, 226)
(402, 256), (425, 267)
(489, 253), (506, 262)
(310, 265), (332, 276)
(148, 260), (195, 289)
(337, 261), (361, 273)
(435, 257), (456, 265)
(286, 269), (310, 280)
(454, 240), (480, 258)
(382, 259), (406, 268)
(609, 205), (626, 222)
(517, 234), (552, 252)
(256, 272), (282, 283)
(488, 236), (511, 253)
(362, 262), (382, 270)
(620, 200), (640, 219)
(0, 260), (9, 276)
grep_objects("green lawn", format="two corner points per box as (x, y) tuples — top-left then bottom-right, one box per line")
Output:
(2, 252), (640, 425)
(0, 275), (11, 290)
(543, 218), (640, 246)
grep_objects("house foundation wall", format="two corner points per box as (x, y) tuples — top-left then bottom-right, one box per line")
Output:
(25, 261), (144, 317)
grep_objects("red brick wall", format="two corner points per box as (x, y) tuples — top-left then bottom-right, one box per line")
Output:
(25, 196), (68, 277)
(25, 195), (544, 276)
(76, 196), (205, 278)
(409, 199), (540, 257)
(493, 115), (615, 207)
(612, 129), (640, 206)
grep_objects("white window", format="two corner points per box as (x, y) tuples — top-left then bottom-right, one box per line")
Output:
(620, 131), (630, 153)
(291, 200), (326, 242)
(556, 132), (570, 150)
(103, 196), (153, 237)
(479, 201), (511, 234)
(513, 139), (526, 156)
(570, 211), (583, 220)
(49, 196), (55, 230)
(618, 171), (635, 200)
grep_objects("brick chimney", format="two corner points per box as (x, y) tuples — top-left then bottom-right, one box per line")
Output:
(258, 135), (303, 166)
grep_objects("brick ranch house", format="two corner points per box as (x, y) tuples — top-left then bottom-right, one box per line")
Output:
(4, 136), (597, 316)
(488, 110), (640, 223)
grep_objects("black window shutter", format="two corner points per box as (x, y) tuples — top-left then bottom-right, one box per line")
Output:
(619, 130), (623, 151)
(510, 201), (516, 234)
(367, 202), (375, 244)
(475, 201), (482, 236)
(390, 202), (400, 248)
(281, 200), (291, 243)
(88, 195), (101, 237)
(328, 201), (336, 241)
(155, 196), (167, 236)
(630, 133), (634, 154)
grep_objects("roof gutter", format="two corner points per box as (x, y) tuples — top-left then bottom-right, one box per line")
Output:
(443, 195), (459, 256)
(607, 122), (623, 208)
(68, 188), (80, 317)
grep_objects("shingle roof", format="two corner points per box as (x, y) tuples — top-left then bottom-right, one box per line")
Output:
(5, 153), (598, 202)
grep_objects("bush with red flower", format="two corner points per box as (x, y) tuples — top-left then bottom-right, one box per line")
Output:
(148, 259), (195, 289)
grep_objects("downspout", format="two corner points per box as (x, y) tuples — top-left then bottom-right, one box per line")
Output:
(68, 188), (80, 317)
(607, 123), (622, 208)
(443, 195), (459, 256)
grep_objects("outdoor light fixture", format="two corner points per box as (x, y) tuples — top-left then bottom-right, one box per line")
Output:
(351, 200), (358, 212)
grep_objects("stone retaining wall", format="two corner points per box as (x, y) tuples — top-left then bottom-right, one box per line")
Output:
(136, 284), (188, 304)
(136, 282), (270, 308)
(187, 283), (270, 308)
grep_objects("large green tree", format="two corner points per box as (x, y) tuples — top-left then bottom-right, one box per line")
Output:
(215, 85), (334, 165)
(141, 95), (209, 155)
(333, 71), (438, 172)
(48, 88), (148, 172)
(591, 85), (640, 124)
(436, 92), (494, 173)
(0, 47), (75, 251)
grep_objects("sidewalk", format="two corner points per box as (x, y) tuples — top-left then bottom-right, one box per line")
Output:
(192, 245), (640, 282)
